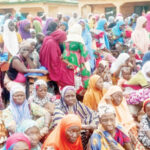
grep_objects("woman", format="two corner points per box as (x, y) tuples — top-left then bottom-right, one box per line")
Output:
(63, 24), (90, 89)
(42, 18), (53, 35)
(4, 40), (47, 91)
(19, 19), (31, 40)
(99, 86), (145, 150)
(79, 20), (95, 72)
(29, 79), (55, 115)
(3, 19), (21, 56)
(33, 20), (42, 35)
(83, 75), (105, 111)
(3, 133), (31, 150)
(42, 114), (83, 150)
(88, 104), (132, 150)
(40, 29), (74, 88)
(112, 20), (125, 45)
(2, 85), (51, 135)
(96, 18), (110, 50)
(131, 16), (149, 54)
(46, 21), (58, 36)
(17, 119), (42, 150)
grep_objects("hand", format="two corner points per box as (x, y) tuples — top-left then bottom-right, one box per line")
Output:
(41, 70), (49, 75)
(67, 64), (74, 69)
(40, 127), (49, 137)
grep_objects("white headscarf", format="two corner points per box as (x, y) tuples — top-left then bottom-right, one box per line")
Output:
(67, 24), (84, 44)
(141, 61), (150, 82)
(110, 53), (130, 74)
(3, 19), (19, 56)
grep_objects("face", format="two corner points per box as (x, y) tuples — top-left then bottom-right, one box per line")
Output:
(13, 141), (29, 150)
(29, 42), (36, 53)
(24, 23), (30, 32)
(98, 63), (105, 73)
(65, 126), (81, 143)
(25, 126), (40, 148)
(57, 14), (62, 21)
(100, 113), (116, 132)
(73, 13), (77, 19)
(146, 72), (150, 78)
(64, 90), (76, 106)
(8, 21), (15, 32)
(111, 91), (123, 106)
(60, 24), (66, 31)
(146, 103), (150, 117)
(143, 21), (147, 28)
(122, 71), (131, 80)
(31, 31), (36, 38)
(95, 77), (103, 90)
(13, 91), (26, 105)
(36, 84), (47, 99)
(80, 22), (85, 30)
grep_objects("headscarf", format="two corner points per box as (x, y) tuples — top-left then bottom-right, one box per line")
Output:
(98, 104), (115, 118)
(142, 51), (150, 66)
(19, 19), (31, 39)
(9, 85), (31, 126)
(61, 86), (76, 99)
(141, 61), (150, 82)
(96, 19), (110, 49)
(17, 119), (38, 133)
(99, 86), (136, 132)
(3, 19), (19, 56)
(67, 24), (84, 44)
(32, 20), (42, 34)
(33, 17), (42, 25)
(110, 53), (130, 74)
(60, 22), (68, 31)
(31, 79), (49, 106)
(131, 16), (149, 54)
(42, 17), (53, 35)
(42, 114), (83, 150)
(146, 12), (150, 32)
(143, 98), (150, 113)
(46, 21), (58, 36)
(3, 133), (31, 150)
(83, 75), (104, 111)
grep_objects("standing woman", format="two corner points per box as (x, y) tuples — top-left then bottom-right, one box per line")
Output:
(132, 16), (149, 55)
(63, 24), (91, 89)
(32, 20), (42, 35)
(19, 20), (31, 40)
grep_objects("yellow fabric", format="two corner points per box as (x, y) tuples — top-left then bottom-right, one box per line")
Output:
(128, 71), (148, 87)
(0, 34), (3, 44)
(99, 86), (136, 132)
(83, 75), (105, 111)
(16, 32), (22, 43)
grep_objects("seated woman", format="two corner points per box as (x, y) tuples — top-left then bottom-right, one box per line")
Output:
(2, 85), (51, 135)
(3, 133), (31, 150)
(88, 104), (132, 150)
(83, 75), (106, 111)
(138, 99), (150, 149)
(17, 119), (43, 150)
(29, 79), (55, 115)
(4, 40), (48, 91)
(42, 114), (83, 150)
(99, 86), (145, 150)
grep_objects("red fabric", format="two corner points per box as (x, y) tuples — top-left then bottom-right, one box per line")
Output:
(125, 30), (132, 38)
(33, 17), (42, 25)
(122, 84), (142, 90)
(143, 99), (150, 112)
(6, 133), (31, 150)
(40, 30), (74, 88)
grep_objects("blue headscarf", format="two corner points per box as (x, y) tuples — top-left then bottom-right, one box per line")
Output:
(112, 20), (125, 44)
(79, 19), (95, 71)
(96, 19), (110, 49)
(60, 21), (68, 31)
(142, 51), (150, 66)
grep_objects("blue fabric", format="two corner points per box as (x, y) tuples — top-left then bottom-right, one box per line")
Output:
(96, 19), (110, 49)
(142, 51), (150, 66)
(80, 20), (95, 72)
(112, 20), (125, 44)
(24, 66), (47, 77)
(2, 144), (14, 150)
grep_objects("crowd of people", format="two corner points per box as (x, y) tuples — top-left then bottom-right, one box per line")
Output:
(1, 11), (150, 150)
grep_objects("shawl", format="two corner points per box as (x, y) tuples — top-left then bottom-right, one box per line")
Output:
(42, 114), (83, 150)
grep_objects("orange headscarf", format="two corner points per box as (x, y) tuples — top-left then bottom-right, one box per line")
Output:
(99, 86), (136, 132)
(42, 114), (83, 150)
(83, 75), (105, 111)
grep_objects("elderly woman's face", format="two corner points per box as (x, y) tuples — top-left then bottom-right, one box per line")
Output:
(100, 113), (116, 132)
(64, 90), (76, 106)
(111, 91), (123, 106)
(65, 126), (81, 143)
(25, 126), (40, 148)
(98, 63), (105, 73)
(95, 77), (103, 90)
(13, 91), (26, 105)
(8, 21), (15, 32)
(36, 84), (47, 99)
(13, 141), (29, 150)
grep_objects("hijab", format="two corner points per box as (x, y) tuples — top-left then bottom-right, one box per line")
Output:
(83, 75), (104, 111)
(42, 18), (53, 35)
(46, 21), (58, 36)
(3, 133), (31, 150)
(3, 19), (19, 56)
(32, 20), (42, 34)
(99, 86), (136, 132)
(9, 85), (31, 126)
(42, 114), (83, 150)
(141, 61), (150, 82)
(110, 53), (130, 74)
(131, 16), (149, 54)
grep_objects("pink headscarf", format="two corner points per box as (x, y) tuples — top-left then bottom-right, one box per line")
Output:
(131, 16), (149, 54)
(146, 12), (150, 32)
